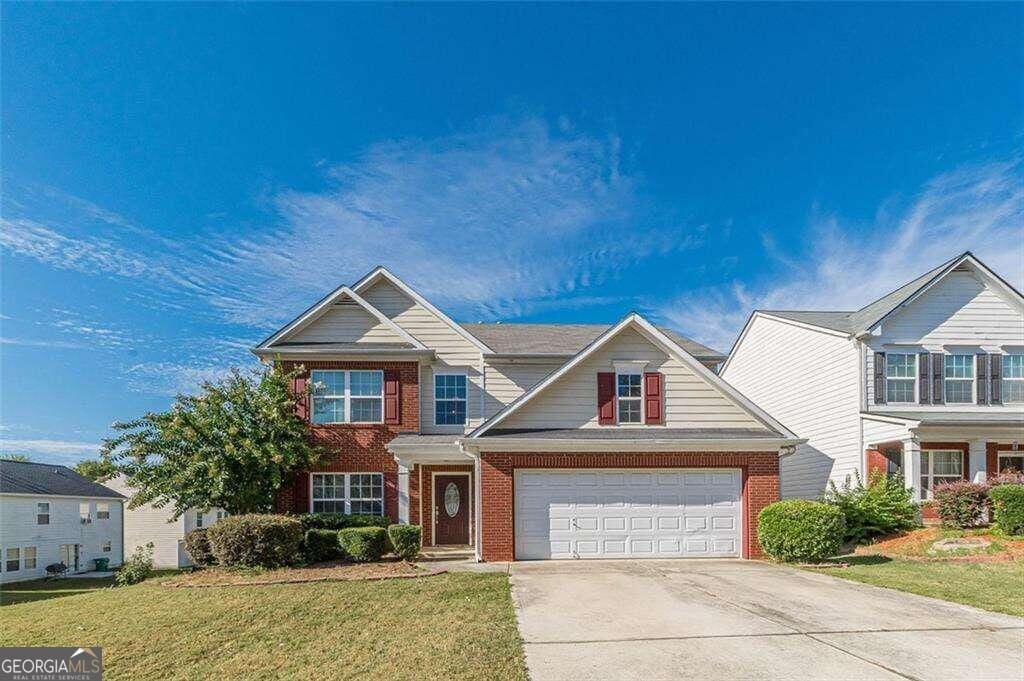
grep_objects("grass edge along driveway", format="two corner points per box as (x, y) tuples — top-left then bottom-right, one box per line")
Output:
(1, 572), (526, 681)
(803, 556), (1024, 617)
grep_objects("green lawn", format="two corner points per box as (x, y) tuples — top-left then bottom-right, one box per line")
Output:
(805, 556), (1024, 617)
(0, 573), (525, 680)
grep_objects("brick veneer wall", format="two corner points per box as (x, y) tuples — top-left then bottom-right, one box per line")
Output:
(274, 360), (418, 521)
(478, 451), (780, 561)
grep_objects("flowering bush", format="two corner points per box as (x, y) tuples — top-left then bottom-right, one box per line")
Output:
(821, 471), (917, 543)
(933, 481), (989, 528)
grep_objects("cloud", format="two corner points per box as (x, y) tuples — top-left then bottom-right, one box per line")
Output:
(123, 362), (236, 397)
(2, 115), (703, 330)
(0, 337), (85, 349)
(655, 159), (1024, 351)
(1, 438), (101, 465)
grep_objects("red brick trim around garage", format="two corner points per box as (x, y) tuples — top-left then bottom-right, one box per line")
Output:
(478, 451), (780, 562)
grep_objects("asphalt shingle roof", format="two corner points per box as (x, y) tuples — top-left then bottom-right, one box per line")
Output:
(463, 323), (724, 359)
(0, 459), (124, 499)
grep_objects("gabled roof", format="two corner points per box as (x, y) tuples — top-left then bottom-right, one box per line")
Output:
(462, 323), (724, 359)
(352, 266), (494, 354)
(740, 252), (1024, 341)
(253, 284), (427, 355)
(1, 459), (124, 499)
(470, 312), (797, 439)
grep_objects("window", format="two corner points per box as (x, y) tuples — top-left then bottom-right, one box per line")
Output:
(24, 547), (36, 569)
(1004, 354), (1024, 403)
(311, 370), (384, 424)
(885, 354), (917, 403)
(102, 541), (112, 553)
(5, 548), (20, 572)
(617, 373), (643, 424)
(195, 511), (204, 529)
(310, 473), (384, 515)
(944, 354), (974, 404)
(96, 503), (110, 520)
(920, 450), (963, 500)
(434, 374), (467, 426)
(216, 511), (227, 521)
(998, 452), (1024, 474)
(36, 502), (50, 525)
(79, 502), (91, 524)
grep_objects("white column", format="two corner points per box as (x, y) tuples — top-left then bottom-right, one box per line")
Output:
(397, 460), (410, 524)
(969, 439), (988, 483)
(904, 438), (922, 501)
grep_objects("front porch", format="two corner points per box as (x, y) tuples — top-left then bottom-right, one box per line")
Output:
(389, 434), (479, 556)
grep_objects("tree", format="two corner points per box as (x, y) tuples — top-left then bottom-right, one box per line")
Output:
(102, 365), (320, 517)
(74, 458), (116, 481)
(3, 454), (31, 462)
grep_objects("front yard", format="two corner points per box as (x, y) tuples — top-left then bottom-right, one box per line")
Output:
(804, 527), (1024, 617)
(1, 572), (525, 680)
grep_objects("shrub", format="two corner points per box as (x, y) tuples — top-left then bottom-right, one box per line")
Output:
(298, 513), (391, 531)
(989, 485), (1024, 536)
(304, 529), (344, 563)
(990, 471), (1024, 487)
(338, 526), (387, 562)
(206, 514), (303, 568)
(388, 524), (422, 560)
(933, 480), (990, 528)
(116, 543), (154, 586)
(758, 500), (846, 562)
(821, 471), (918, 543)
(184, 527), (216, 567)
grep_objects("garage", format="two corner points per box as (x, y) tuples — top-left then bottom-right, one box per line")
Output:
(514, 468), (742, 560)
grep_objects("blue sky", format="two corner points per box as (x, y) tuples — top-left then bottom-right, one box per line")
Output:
(2, 3), (1022, 465)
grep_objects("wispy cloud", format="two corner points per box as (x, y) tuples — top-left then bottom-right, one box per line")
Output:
(1, 438), (101, 465)
(656, 160), (1024, 351)
(2, 114), (702, 330)
(123, 362), (236, 397)
(0, 337), (84, 349)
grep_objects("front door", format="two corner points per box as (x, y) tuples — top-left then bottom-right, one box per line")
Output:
(434, 475), (470, 545)
(59, 544), (79, 571)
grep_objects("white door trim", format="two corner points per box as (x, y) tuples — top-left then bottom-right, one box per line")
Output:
(430, 471), (473, 547)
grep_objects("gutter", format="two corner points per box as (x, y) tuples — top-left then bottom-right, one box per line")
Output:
(459, 437), (806, 454)
(251, 348), (436, 360)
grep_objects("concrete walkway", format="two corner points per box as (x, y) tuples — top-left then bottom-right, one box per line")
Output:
(510, 559), (1024, 681)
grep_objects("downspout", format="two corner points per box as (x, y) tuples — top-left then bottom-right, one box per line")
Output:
(856, 338), (867, 479)
(473, 450), (482, 562)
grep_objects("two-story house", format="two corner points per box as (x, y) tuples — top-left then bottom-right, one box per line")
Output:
(253, 267), (801, 561)
(723, 252), (1024, 509)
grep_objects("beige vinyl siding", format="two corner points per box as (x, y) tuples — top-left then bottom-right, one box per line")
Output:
(723, 315), (862, 498)
(289, 303), (407, 344)
(864, 271), (1024, 412)
(500, 327), (762, 431)
(361, 279), (484, 432)
(483, 361), (562, 418)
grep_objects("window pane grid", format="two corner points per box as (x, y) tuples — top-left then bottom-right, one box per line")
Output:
(886, 354), (916, 379)
(617, 373), (642, 397)
(435, 374), (467, 425)
(1004, 355), (1024, 403)
(311, 473), (383, 516)
(24, 547), (36, 569)
(885, 354), (916, 403)
(921, 450), (963, 500)
(311, 370), (383, 424)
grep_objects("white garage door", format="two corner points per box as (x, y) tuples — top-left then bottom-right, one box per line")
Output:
(515, 468), (742, 560)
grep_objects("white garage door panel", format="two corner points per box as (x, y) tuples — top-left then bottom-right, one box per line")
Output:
(515, 468), (742, 560)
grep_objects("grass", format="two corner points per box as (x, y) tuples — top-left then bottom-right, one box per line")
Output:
(0, 572), (525, 680)
(801, 527), (1024, 617)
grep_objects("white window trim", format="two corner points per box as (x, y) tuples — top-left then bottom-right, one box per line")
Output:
(1003, 354), (1024, 403)
(885, 353), (918, 404)
(615, 370), (645, 425)
(101, 541), (112, 553)
(36, 501), (50, 525)
(310, 370), (385, 425)
(79, 502), (91, 524)
(943, 352), (976, 405)
(433, 371), (468, 427)
(308, 472), (385, 516)
(96, 502), (110, 520)
(5, 547), (21, 572)
(23, 546), (37, 569)
(920, 449), (963, 500)
(195, 511), (204, 529)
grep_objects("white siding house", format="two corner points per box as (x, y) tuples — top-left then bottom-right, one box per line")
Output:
(105, 474), (227, 568)
(724, 252), (1024, 502)
(1, 460), (124, 583)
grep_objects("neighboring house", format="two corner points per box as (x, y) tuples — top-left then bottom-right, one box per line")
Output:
(253, 267), (802, 561)
(104, 474), (227, 568)
(723, 252), (1024, 507)
(0, 459), (124, 583)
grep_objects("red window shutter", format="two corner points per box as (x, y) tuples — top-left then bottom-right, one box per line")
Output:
(644, 372), (664, 425)
(597, 372), (616, 425)
(383, 369), (401, 425)
(292, 377), (309, 421)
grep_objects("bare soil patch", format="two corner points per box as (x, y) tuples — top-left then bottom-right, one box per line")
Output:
(856, 527), (1024, 562)
(163, 559), (442, 587)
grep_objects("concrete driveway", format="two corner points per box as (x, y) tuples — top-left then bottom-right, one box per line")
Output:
(510, 560), (1024, 681)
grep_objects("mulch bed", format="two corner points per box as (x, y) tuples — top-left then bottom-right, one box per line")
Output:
(163, 559), (445, 588)
(856, 527), (1024, 563)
